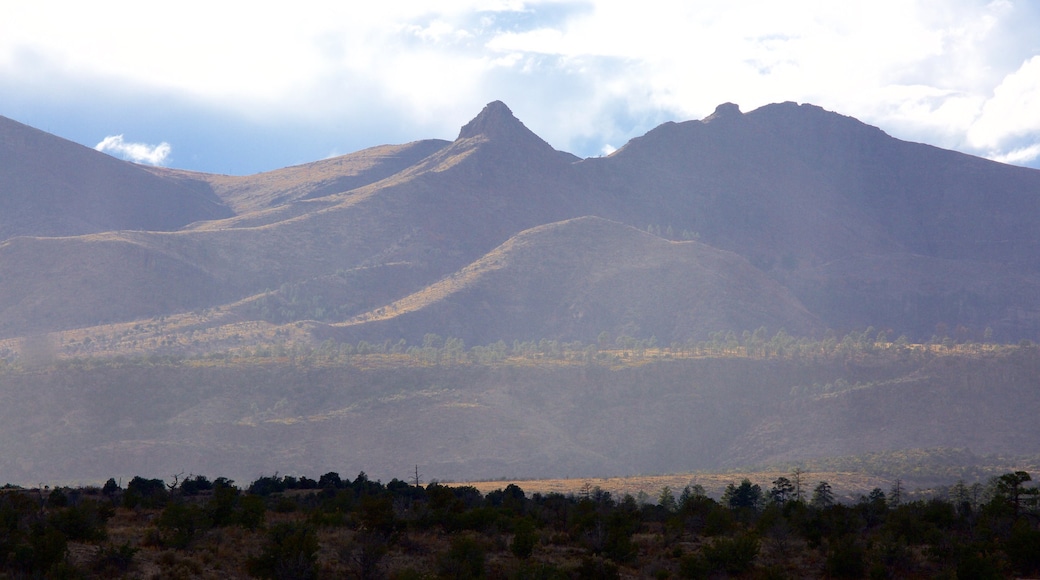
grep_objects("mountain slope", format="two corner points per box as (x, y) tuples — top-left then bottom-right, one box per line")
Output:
(0, 102), (587, 337)
(2, 348), (1035, 483)
(332, 216), (819, 344)
(0, 115), (231, 241)
(151, 138), (451, 216)
(4, 100), (1040, 343)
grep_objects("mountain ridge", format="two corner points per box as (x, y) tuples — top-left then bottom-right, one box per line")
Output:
(4, 102), (1040, 483)
(0, 115), (231, 239)
(3, 100), (1040, 344)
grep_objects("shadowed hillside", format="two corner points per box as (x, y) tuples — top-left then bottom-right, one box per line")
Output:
(5, 100), (1040, 343)
(0, 115), (231, 240)
(332, 216), (819, 344)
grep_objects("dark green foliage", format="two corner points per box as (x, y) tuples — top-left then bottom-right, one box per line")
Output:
(510, 518), (538, 560)
(437, 533), (487, 579)
(358, 494), (399, 536)
(678, 553), (709, 579)
(319, 471), (344, 489)
(724, 479), (763, 511)
(0, 469), (1038, 578)
(179, 474), (214, 495)
(769, 477), (795, 505)
(248, 522), (320, 580)
(825, 536), (866, 578)
(344, 530), (390, 580)
(48, 499), (112, 541)
(1006, 519), (1040, 576)
(811, 481), (834, 508)
(205, 482), (239, 527)
(955, 547), (1004, 580)
(157, 501), (206, 549)
(702, 532), (759, 575)
(124, 476), (168, 508)
(102, 478), (120, 496)
(89, 541), (138, 576)
(12, 523), (68, 576)
(236, 494), (267, 530)
(48, 488), (68, 508)
(485, 483), (527, 515)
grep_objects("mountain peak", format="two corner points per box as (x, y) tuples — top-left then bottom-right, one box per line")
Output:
(457, 101), (532, 141)
(702, 102), (742, 123)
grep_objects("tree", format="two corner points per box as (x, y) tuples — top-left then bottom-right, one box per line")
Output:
(723, 479), (762, 510)
(791, 468), (805, 502)
(678, 484), (706, 511)
(811, 481), (834, 508)
(102, 478), (120, 496)
(318, 472), (343, 489)
(889, 479), (903, 507)
(770, 477), (795, 505)
(658, 486), (678, 513)
(995, 471), (1036, 516)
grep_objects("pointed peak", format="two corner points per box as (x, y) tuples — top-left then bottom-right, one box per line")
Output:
(702, 102), (742, 123)
(457, 101), (531, 140)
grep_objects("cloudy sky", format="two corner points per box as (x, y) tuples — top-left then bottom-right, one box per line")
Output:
(3, 0), (1039, 174)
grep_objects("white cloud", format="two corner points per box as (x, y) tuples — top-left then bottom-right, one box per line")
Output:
(95, 135), (172, 166)
(988, 143), (1040, 165)
(4, 1), (1040, 168)
(967, 55), (1040, 150)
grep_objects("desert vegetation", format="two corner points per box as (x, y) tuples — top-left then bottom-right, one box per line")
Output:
(1, 325), (1018, 369)
(2, 330), (1039, 485)
(2, 468), (1038, 578)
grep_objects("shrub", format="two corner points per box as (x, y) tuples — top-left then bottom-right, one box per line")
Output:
(437, 534), (486, 580)
(825, 537), (866, 579)
(248, 522), (319, 580)
(703, 532), (759, 575)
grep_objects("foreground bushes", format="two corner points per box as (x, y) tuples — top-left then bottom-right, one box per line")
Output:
(0, 470), (1037, 578)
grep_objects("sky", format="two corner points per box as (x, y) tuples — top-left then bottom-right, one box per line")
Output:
(2, 0), (1039, 175)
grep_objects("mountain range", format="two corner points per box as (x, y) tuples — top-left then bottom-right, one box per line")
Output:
(3, 102), (1040, 483)
(4, 100), (1040, 351)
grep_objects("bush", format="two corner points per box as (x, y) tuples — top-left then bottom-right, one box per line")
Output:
(703, 532), (759, 575)
(825, 537), (866, 579)
(124, 476), (168, 509)
(437, 534), (486, 580)
(48, 499), (112, 541)
(510, 518), (538, 560)
(157, 501), (207, 549)
(248, 522), (319, 580)
(90, 542), (138, 575)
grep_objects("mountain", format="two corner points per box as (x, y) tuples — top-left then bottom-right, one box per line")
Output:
(3, 100), (1040, 345)
(0, 115), (231, 240)
(4, 101), (1040, 484)
(331, 216), (819, 344)
(149, 138), (452, 215)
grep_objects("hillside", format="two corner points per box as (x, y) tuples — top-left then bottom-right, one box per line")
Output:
(0, 343), (1036, 485)
(0, 115), (231, 240)
(331, 216), (819, 344)
(4, 100), (1040, 344)
(4, 101), (1040, 485)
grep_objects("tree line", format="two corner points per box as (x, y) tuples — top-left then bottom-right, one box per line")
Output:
(11, 326), (1032, 373)
(2, 468), (1038, 578)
